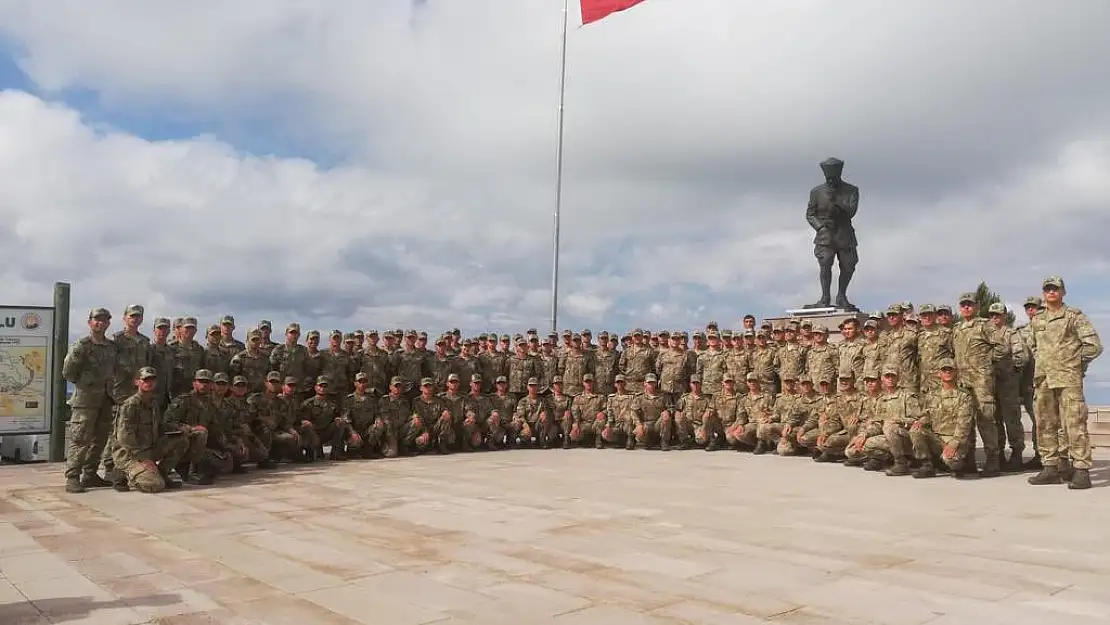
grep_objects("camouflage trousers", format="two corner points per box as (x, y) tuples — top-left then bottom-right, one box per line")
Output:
(786, 426), (820, 454)
(511, 415), (559, 448)
(562, 417), (599, 447)
(692, 414), (725, 448)
(816, 431), (851, 455)
(250, 421), (274, 461)
(631, 419), (666, 449)
(961, 376), (1000, 461)
(995, 372), (1025, 454)
(314, 422), (354, 451)
(223, 435), (252, 468)
(268, 428), (302, 461)
(775, 424), (805, 455)
(910, 429), (966, 471)
(355, 418), (399, 457)
(455, 415), (483, 451)
(725, 422), (757, 448)
(849, 421), (911, 461)
(1035, 384), (1092, 470)
(115, 436), (188, 494)
(595, 420), (625, 447)
(64, 404), (114, 481)
(403, 414), (455, 453)
(755, 421), (783, 445)
(485, 412), (510, 449)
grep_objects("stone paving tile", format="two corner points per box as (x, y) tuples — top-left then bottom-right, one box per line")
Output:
(0, 449), (1107, 624)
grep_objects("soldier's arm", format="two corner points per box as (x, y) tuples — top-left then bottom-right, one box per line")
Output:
(268, 346), (282, 370)
(164, 396), (185, 427)
(1009, 330), (1029, 370)
(952, 392), (974, 443)
(61, 342), (85, 383)
(1075, 310), (1104, 364)
(116, 401), (143, 452)
(985, 323), (1006, 364)
(906, 393), (924, 424)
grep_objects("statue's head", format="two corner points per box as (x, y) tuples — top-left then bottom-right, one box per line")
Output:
(820, 157), (844, 183)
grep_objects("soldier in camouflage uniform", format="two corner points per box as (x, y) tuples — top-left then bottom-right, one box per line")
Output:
(804, 327), (838, 387)
(358, 332), (392, 399)
(845, 368), (885, 467)
(374, 377), (410, 457)
(149, 317), (176, 415)
(486, 375), (515, 449)
(407, 377), (455, 454)
(565, 374), (605, 448)
(229, 328), (271, 394)
(630, 373), (671, 450)
(218, 315), (246, 356)
(593, 332), (619, 395)
(277, 375), (318, 462)
(207, 373), (245, 475)
(1017, 297), (1043, 468)
(62, 308), (119, 493)
(774, 326), (808, 389)
(269, 323), (307, 398)
(859, 319), (884, 389)
(226, 375), (266, 468)
(768, 375), (803, 455)
(749, 332), (777, 394)
(916, 304), (953, 398)
(245, 372), (282, 467)
(462, 374), (495, 451)
(790, 377), (827, 457)
(953, 292), (1006, 477)
(836, 319), (865, 384)
(813, 372), (864, 462)
(1027, 276), (1103, 489)
(103, 304), (151, 487)
(257, 320), (279, 358)
(873, 367), (920, 476)
(112, 367), (187, 493)
(325, 331), (356, 404)
(427, 337), (457, 393)
(165, 369), (221, 484)
(987, 302), (1030, 471)
(711, 373), (741, 449)
(202, 325), (231, 374)
(441, 373), (481, 451)
(695, 332), (727, 398)
(657, 334), (690, 408)
(910, 359), (975, 478)
(343, 373), (382, 457)
(601, 375), (634, 449)
(620, 330), (656, 392)
(675, 375), (713, 450)
(729, 373), (771, 450)
(172, 317), (205, 397)
(880, 305), (919, 393)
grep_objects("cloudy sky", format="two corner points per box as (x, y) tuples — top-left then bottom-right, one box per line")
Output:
(0, 0), (1108, 399)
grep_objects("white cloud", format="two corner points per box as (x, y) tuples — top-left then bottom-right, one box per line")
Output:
(0, 1), (1109, 396)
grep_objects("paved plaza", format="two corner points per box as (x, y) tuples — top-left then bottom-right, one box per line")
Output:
(1, 449), (1109, 625)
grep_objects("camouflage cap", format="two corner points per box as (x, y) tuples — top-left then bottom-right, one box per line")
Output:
(286, 322), (300, 332)
(644, 373), (658, 383)
(213, 372), (230, 384)
(756, 331), (769, 339)
(447, 373), (459, 382)
(582, 373), (594, 382)
(694, 331), (706, 339)
(905, 314), (919, 324)
(598, 331), (609, 338)
(366, 329), (379, 336)
(689, 374), (701, 383)
(172, 317), (184, 328)
(745, 372), (759, 381)
(800, 377), (814, 385)
(1042, 275), (1065, 290)
(124, 304), (144, 317)
(812, 325), (828, 334)
(632, 329), (643, 336)
(194, 369), (214, 381)
(266, 371), (282, 382)
(330, 329), (342, 338)
(868, 310), (883, 320)
(706, 320), (719, 329)
(781, 373), (797, 382)
(153, 317), (171, 328)
(862, 319), (878, 329)
(477, 333), (488, 340)
(571, 333), (582, 342)
(88, 307), (111, 320)
(405, 330), (418, 338)
(305, 330), (319, 339)
(958, 292), (977, 304)
(760, 320), (772, 329)
(220, 315), (235, 326)
(918, 304), (936, 314)
(885, 305), (902, 315)
(206, 324), (220, 335)
(247, 328), (262, 339)
(343, 333), (356, 342)
(418, 331), (428, 340)
(771, 326), (784, 333)
(987, 302), (1006, 315)
(900, 301), (914, 311)
(720, 329), (732, 338)
(862, 368), (880, 380)
(707, 331), (720, 340)
(800, 320), (813, 329)
(744, 329), (756, 337)
(937, 304), (953, 313)
(881, 364), (899, 376)
(137, 366), (157, 380)
(581, 328), (592, 335)
(284, 376), (298, 386)
(470, 374), (482, 383)
(355, 372), (368, 382)
(420, 377), (433, 386)
(258, 319), (273, 330)
(527, 377), (539, 386)
(390, 376), (403, 386)
(938, 358), (957, 370)
(562, 329), (573, 336)
(232, 375), (248, 386)
(1024, 296), (1044, 308)
(838, 369), (856, 379)
(316, 375), (330, 385)
(614, 374), (626, 382)
(452, 328), (462, 335)
(657, 330), (669, 337)
(438, 337), (448, 345)
(495, 375), (508, 383)
(500, 334), (511, 342)
(817, 376), (833, 385)
(722, 373), (735, 382)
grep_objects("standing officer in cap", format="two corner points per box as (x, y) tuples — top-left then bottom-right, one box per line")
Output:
(61, 308), (119, 493)
(257, 320), (279, 357)
(987, 302), (1029, 471)
(953, 291), (1006, 477)
(1017, 296), (1048, 469)
(112, 366), (187, 493)
(218, 315), (246, 358)
(172, 317), (205, 397)
(103, 304), (152, 486)
(149, 317), (176, 415)
(229, 328), (271, 394)
(1027, 276), (1103, 489)
(805, 157), (860, 310)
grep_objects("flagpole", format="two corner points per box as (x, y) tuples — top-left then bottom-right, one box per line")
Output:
(550, 0), (570, 336)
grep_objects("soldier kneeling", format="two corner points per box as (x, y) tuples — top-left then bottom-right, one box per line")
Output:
(112, 367), (187, 493)
(910, 360), (976, 479)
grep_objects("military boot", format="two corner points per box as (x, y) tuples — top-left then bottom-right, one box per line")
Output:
(1068, 469), (1092, 490)
(196, 471), (216, 486)
(1003, 451), (1025, 473)
(81, 474), (112, 489)
(1027, 466), (1062, 485)
(705, 437), (720, 452)
(1023, 455), (1042, 470)
(814, 451), (836, 463)
(112, 478), (130, 492)
(160, 469), (183, 490)
(843, 456), (863, 467)
(1058, 459), (1074, 482)
(258, 459), (277, 469)
(863, 458), (884, 472)
(979, 455), (1001, 478)
(912, 463), (937, 479)
(885, 458), (910, 476)
(752, 441), (767, 455)
(64, 478), (86, 493)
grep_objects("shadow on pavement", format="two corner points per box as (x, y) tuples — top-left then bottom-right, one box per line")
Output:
(2, 592), (182, 623)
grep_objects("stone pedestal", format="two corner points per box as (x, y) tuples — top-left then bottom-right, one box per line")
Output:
(763, 307), (867, 344)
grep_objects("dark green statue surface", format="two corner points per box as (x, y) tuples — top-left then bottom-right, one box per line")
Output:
(804, 157), (859, 311)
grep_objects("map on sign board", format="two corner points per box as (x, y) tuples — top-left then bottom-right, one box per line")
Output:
(0, 307), (55, 435)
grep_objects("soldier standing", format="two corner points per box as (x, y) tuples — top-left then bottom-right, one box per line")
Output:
(229, 328), (271, 394)
(104, 304), (151, 486)
(987, 302), (1029, 471)
(149, 317), (176, 415)
(1027, 276), (1103, 489)
(953, 292), (1006, 477)
(916, 304), (953, 398)
(171, 317), (205, 397)
(61, 308), (119, 493)
(1017, 296), (1047, 469)
(256, 320), (279, 357)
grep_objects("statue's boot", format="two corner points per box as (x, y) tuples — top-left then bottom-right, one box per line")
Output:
(835, 294), (856, 310)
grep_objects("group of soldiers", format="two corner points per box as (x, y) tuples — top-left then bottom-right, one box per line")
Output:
(60, 275), (1102, 494)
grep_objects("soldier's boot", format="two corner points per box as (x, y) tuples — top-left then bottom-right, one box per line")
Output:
(258, 459), (277, 469)
(1058, 459), (1074, 482)
(160, 469), (183, 490)
(64, 478), (86, 494)
(1023, 455), (1042, 470)
(562, 435), (571, 450)
(175, 462), (192, 481)
(1068, 469), (1092, 490)
(885, 458), (911, 476)
(706, 437), (720, 452)
(912, 462), (937, 479)
(595, 437), (605, 450)
(979, 455), (1002, 478)
(843, 457), (863, 467)
(863, 458), (884, 472)
(1003, 451), (1024, 473)
(81, 474), (112, 489)
(814, 451), (836, 463)
(1027, 466), (1062, 485)
(232, 461), (249, 473)
(112, 474), (130, 492)
(752, 441), (767, 455)
(196, 471), (216, 486)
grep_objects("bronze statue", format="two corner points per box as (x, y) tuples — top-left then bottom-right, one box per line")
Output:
(804, 157), (859, 311)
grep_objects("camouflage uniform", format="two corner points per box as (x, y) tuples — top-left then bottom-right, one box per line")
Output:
(988, 303), (1030, 465)
(486, 381), (516, 449)
(657, 347), (690, 408)
(229, 332), (271, 394)
(407, 379), (456, 453)
(512, 388), (558, 448)
(804, 338), (839, 387)
(952, 294), (1006, 474)
(592, 345), (620, 395)
(567, 380), (606, 448)
(710, 378), (742, 448)
(817, 379), (865, 460)
(695, 346), (727, 397)
(916, 312), (954, 397)
(629, 377), (671, 449)
(911, 365), (975, 476)
(112, 369), (188, 493)
(376, 382), (412, 457)
(164, 370), (224, 482)
(601, 378), (635, 448)
(728, 376), (772, 448)
(62, 309), (119, 490)
(674, 379), (714, 449)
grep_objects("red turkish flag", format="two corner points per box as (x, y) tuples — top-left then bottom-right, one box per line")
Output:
(580, 0), (647, 25)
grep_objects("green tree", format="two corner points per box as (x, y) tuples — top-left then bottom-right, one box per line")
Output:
(972, 281), (1016, 326)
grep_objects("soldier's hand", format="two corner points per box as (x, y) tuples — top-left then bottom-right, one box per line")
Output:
(301, 420), (312, 428)
(816, 434), (827, 447)
(193, 425), (207, 433)
(910, 420), (924, 432)
(942, 443), (958, 460)
(333, 416), (344, 425)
